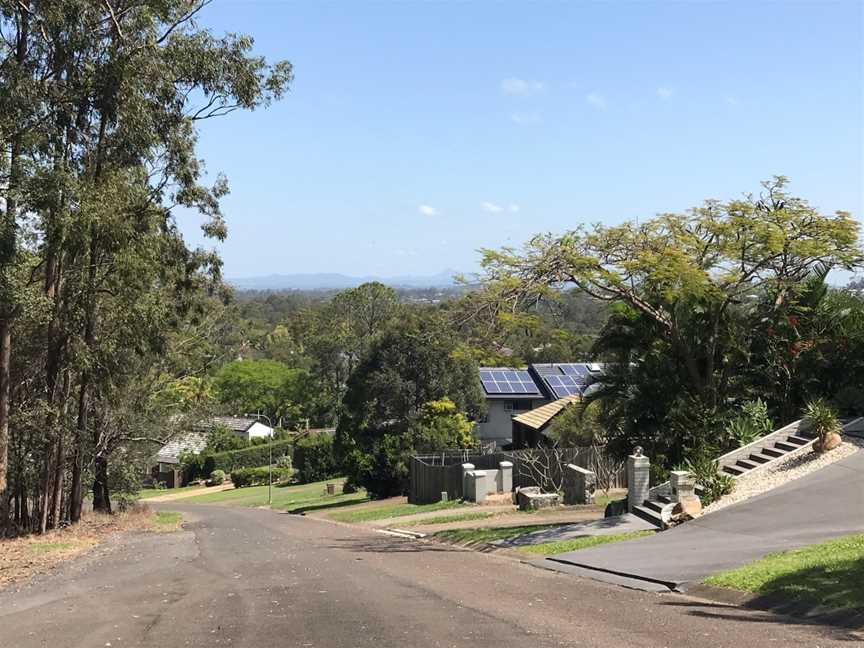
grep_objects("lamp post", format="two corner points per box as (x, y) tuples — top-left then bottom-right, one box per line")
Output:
(246, 411), (274, 505)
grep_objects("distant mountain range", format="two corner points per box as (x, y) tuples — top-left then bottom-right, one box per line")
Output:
(228, 269), (469, 291)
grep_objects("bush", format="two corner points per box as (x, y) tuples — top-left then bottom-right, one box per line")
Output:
(685, 453), (735, 507)
(204, 439), (294, 474)
(293, 434), (339, 484)
(723, 399), (773, 449)
(207, 470), (226, 486)
(275, 454), (293, 470)
(833, 386), (864, 417)
(230, 466), (294, 488)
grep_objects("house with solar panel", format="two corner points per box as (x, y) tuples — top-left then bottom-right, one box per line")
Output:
(476, 363), (604, 448)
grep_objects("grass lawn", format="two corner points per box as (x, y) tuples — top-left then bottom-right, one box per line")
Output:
(152, 511), (183, 531)
(432, 524), (563, 545)
(328, 499), (464, 524)
(704, 533), (864, 610)
(28, 541), (81, 554)
(139, 484), (210, 499)
(179, 477), (369, 513)
(403, 511), (496, 527)
(515, 530), (655, 556)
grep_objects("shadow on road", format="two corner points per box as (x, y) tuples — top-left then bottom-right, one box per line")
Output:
(324, 536), (465, 555)
(660, 599), (864, 638)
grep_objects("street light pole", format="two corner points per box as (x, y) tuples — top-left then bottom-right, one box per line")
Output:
(246, 411), (274, 505)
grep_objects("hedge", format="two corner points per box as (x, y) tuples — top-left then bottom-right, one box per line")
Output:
(294, 434), (339, 483)
(203, 439), (295, 474)
(231, 466), (294, 488)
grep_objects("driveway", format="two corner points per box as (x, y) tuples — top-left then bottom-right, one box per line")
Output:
(543, 449), (864, 591)
(0, 503), (858, 647)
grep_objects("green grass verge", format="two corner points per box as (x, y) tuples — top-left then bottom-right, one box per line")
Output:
(403, 511), (496, 527)
(153, 511), (183, 528)
(28, 541), (79, 554)
(515, 530), (655, 556)
(704, 533), (864, 610)
(179, 477), (370, 513)
(329, 500), (464, 523)
(433, 524), (563, 545)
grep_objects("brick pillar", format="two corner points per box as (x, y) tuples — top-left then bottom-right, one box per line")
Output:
(470, 471), (487, 504)
(670, 470), (695, 503)
(563, 464), (596, 505)
(627, 450), (650, 513)
(461, 463), (475, 500)
(498, 461), (513, 493)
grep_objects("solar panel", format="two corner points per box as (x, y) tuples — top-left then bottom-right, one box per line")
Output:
(479, 369), (540, 395)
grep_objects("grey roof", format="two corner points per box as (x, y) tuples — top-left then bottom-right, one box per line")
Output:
(196, 416), (259, 433)
(155, 431), (208, 465)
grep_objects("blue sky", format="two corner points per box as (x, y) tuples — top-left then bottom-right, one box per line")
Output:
(181, 1), (864, 279)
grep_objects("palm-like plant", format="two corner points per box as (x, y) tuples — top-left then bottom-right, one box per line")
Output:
(804, 399), (842, 453)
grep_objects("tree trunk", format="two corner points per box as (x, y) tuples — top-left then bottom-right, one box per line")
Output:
(0, 323), (10, 536)
(69, 378), (87, 522)
(92, 455), (110, 514)
(51, 434), (64, 527)
(0, 7), (30, 537)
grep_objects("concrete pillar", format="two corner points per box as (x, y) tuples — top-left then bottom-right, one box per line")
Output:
(627, 449), (650, 513)
(498, 461), (513, 493)
(461, 463), (475, 500)
(470, 470), (487, 504)
(670, 470), (696, 503)
(563, 464), (596, 505)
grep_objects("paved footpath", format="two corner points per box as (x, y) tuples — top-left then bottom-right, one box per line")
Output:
(0, 503), (858, 648)
(544, 449), (864, 591)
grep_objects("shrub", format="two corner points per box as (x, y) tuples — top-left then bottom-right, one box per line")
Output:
(230, 466), (293, 488)
(804, 399), (842, 451)
(293, 434), (339, 484)
(207, 470), (226, 486)
(685, 453), (735, 507)
(204, 439), (294, 473)
(275, 454), (293, 470)
(833, 386), (864, 417)
(724, 399), (773, 448)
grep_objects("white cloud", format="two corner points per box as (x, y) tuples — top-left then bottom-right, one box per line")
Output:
(481, 201), (504, 213)
(586, 92), (607, 110)
(656, 86), (674, 99)
(500, 78), (545, 96)
(418, 204), (438, 217)
(510, 110), (542, 124)
(508, 204), (520, 213)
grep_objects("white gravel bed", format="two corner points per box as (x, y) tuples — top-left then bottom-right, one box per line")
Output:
(703, 437), (862, 514)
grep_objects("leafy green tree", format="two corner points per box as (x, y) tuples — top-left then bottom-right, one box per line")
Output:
(412, 398), (475, 450)
(336, 314), (484, 497)
(481, 179), (862, 469)
(0, 1), (290, 532)
(213, 359), (309, 426)
(546, 401), (604, 447)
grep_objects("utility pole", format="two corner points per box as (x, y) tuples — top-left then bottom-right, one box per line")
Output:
(246, 411), (274, 505)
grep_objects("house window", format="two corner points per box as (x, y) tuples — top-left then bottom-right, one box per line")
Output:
(505, 400), (532, 412)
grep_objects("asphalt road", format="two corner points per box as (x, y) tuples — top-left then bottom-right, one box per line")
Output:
(0, 503), (858, 648)
(548, 449), (864, 590)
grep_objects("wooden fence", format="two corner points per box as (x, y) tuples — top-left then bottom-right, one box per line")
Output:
(409, 446), (626, 504)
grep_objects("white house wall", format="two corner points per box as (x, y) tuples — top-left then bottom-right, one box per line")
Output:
(245, 422), (274, 440)
(476, 400), (546, 446)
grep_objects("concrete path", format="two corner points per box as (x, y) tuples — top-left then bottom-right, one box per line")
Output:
(543, 448), (864, 592)
(1, 503), (856, 647)
(498, 513), (656, 547)
(142, 483), (235, 502)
